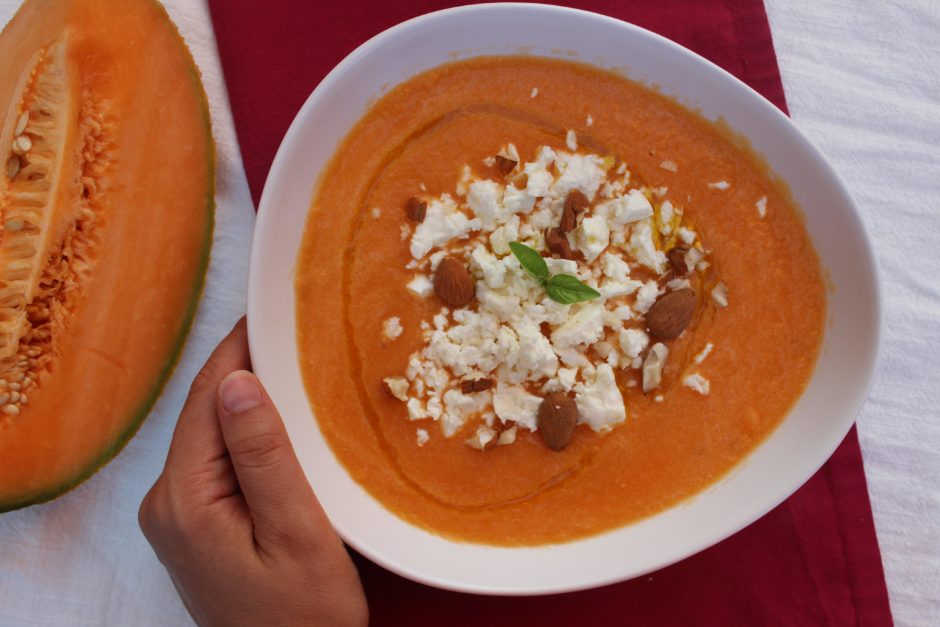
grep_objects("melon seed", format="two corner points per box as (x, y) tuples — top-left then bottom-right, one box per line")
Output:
(6, 156), (19, 179)
(537, 392), (579, 451)
(2, 404), (19, 416)
(14, 135), (32, 153)
(15, 111), (29, 136)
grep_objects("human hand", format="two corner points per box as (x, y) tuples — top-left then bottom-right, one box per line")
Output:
(139, 318), (368, 627)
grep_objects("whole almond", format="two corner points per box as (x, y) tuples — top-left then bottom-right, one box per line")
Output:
(538, 392), (579, 451)
(434, 257), (475, 307)
(494, 155), (517, 175)
(561, 189), (589, 232)
(645, 288), (696, 339)
(667, 246), (690, 274)
(544, 227), (574, 259)
(405, 196), (427, 222)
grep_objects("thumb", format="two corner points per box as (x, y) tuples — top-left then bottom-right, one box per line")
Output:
(216, 370), (331, 549)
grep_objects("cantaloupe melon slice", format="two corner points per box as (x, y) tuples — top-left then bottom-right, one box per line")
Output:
(0, 0), (214, 511)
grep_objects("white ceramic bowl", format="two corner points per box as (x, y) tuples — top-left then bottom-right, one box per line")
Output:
(248, 3), (881, 595)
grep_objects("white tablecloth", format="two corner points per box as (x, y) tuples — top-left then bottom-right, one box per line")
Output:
(1, 1), (937, 625)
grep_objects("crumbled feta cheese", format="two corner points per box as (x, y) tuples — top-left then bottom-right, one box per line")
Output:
(416, 429), (430, 447)
(482, 156), (496, 168)
(493, 383), (542, 431)
(659, 160), (678, 172)
(711, 282), (729, 308)
(497, 426), (517, 445)
(595, 189), (654, 230)
(470, 245), (506, 289)
(575, 215), (610, 262)
(708, 180), (730, 190)
(634, 280), (660, 315)
(553, 152), (607, 200)
(658, 200), (675, 236)
(685, 247), (704, 272)
(683, 373), (711, 395)
(756, 195), (767, 218)
(523, 146), (556, 197)
(503, 184), (536, 215)
(407, 398), (427, 420)
(530, 87), (538, 98)
(371, 207), (382, 218)
(654, 394), (664, 402)
(627, 219), (667, 273)
(575, 364), (626, 432)
(618, 328), (649, 360)
(694, 342), (714, 364)
(382, 317), (403, 341)
(406, 274), (433, 297)
(508, 319), (559, 381)
(426, 396), (443, 419)
(566, 129), (578, 151)
(467, 179), (508, 229)
(666, 277), (691, 291)
(676, 226), (697, 246)
(441, 388), (492, 436)
(557, 367), (578, 391)
(383, 377), (409, 401)
(489, 214), (520, 255)
(586, 114), (594, 127)
(400, 224), (411, 241)
(465, 425), (497, 450)
(551, 303), (605, 348)
(642, 342), (669, 393)
(410, 196), (481, 258)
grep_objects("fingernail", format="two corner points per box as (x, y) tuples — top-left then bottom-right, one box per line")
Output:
(219, 371), (263, 414)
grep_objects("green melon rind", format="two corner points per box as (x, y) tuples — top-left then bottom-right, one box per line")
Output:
(0, 0), (216, 513)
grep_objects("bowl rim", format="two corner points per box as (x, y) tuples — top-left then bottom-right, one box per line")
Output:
(248, 2), (883, 595)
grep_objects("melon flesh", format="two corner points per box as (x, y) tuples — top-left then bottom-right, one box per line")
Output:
(0, 0), (214, 511)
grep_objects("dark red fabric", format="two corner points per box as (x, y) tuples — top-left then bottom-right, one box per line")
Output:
(206, 1), (893, 624)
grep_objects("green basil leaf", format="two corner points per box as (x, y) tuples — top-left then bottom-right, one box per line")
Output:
(545, 274), (601, 304)
(509, 241), (549, 283)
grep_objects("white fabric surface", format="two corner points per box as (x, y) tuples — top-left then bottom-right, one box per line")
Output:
(1, 0), (937, 625)
(0, 1), (255, 626)
(766, 2), (940, 624)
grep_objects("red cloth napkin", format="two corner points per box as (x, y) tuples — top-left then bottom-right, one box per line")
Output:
(207, 1), (893, 624)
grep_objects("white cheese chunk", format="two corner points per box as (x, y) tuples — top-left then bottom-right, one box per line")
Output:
(694, 342), (714, 364)
(489, 214), (521, 255)
(708, 180), (730, 190)
(416, 429), (430, 447)
(575, 215), (610, 262)
(575, 363), (626, 432)
(493, 382), (542, 431)
(683, 373), (711, 395)
(523, 146), (556, 197)
(467, 179), (508, 230)
(441, 388), (491, 437)
(551, 302), (605, 348)
(627, 219), (667, 273)
(382, 317), (403, 341)
(595, 189), (654, 229)
(552, 152), (607, 200)
(465, 425), (497, 450)
(618, 328), (650, 360)
(642, 342), (669, 393)
(410, 196), (481, 259)
(756, 195), (768, 218)
(406, 275), (433, 297)
(383, 377), (409, 402)
(566, 129), (578, 151)
(634, 280), (660, 315)
(711, 282), (729, 308)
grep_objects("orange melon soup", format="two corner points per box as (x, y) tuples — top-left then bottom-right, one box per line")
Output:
(295, 56), (825, 546)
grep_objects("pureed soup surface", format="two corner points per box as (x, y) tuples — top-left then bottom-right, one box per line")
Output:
(295, 56), (825, 546)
